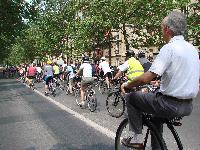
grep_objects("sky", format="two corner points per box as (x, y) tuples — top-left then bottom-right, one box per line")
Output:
(25, 0), (32, 3)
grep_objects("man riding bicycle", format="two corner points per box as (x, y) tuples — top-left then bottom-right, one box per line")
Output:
(120, 11), (200, 150)
(75, 56), (94, 107)
(113, 49), (144, 94)
(99, 56), (112, 89)
(26, 63), (37, 86)
(43, 60), (54, 96)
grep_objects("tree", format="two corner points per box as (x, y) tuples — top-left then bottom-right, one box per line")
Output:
(0, 0), (28, 63)
(6, 0), (200, 65)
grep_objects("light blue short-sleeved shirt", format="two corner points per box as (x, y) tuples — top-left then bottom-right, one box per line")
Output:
(149, 35), (199, 99)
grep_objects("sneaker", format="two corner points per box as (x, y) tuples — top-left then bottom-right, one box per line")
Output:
(45, 92), (49, 96)
(79, 102), (86, 108)
(121, 137), (143, 149)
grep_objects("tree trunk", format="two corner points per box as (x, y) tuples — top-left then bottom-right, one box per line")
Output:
(122, 23), (129, 51)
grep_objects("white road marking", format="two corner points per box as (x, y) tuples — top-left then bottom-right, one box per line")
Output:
(24, 83), (116, 140)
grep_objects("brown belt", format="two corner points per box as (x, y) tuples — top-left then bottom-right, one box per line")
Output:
(156, 92), (193, 103)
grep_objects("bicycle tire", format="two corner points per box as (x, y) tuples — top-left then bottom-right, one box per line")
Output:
(75, 88), (80, 105)
(65, 85), (70, 95)
(52, 88), (56, 97)
(106, 92), (125, 118)
(166, 123), (183, 150)
(87, 89), (97, 112)
(49, 82), (56, 97)
(98, 81), (107, 94)
(115, 118), (168, 150)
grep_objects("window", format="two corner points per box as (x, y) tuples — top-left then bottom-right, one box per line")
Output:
(115, 42), (119, 54)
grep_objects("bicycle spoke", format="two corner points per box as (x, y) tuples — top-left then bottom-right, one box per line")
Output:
(106, 92), (125, 118)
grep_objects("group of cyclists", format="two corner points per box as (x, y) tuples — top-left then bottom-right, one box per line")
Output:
(17, 48), (151, 107)
(15, 11), (200, 150)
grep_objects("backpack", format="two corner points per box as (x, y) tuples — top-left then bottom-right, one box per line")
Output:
(91, 64), (96, 76)
(142, 62), (152, 72)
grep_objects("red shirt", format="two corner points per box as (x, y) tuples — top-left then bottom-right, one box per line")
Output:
(28, 67), (36, 76)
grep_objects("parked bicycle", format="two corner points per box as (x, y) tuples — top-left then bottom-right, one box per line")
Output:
(115, 113), (183, 150)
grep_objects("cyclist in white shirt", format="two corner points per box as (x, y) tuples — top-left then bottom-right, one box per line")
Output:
(121, 11), (199, 149)
(66, 60), (75, 94)
(99, 57), (112, 89)
(75, 56), (94, 107)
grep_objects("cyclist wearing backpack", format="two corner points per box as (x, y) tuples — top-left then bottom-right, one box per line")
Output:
(138, 52), (152, 72)
(66, 60), (76, 94)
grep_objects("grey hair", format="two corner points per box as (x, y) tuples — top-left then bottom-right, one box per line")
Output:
(163, 11), (187, 36)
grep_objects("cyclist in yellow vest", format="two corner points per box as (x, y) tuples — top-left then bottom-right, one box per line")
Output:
(113, 50), (144, 93)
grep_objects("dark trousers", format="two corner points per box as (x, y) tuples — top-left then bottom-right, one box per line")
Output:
(125, 91), (193, 150)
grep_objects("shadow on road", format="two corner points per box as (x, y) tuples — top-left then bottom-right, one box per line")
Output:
(49, 143), (114, 150)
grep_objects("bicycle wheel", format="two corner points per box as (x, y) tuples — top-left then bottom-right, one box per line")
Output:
(65, 84), (70, 95)
(98, 81), (107, 94)
(59, 80), (65, 91)
(106, 92), (125, 118)
(87, 89), (97, 112)
(52, 87), (56, 97)
(74, 88), (80, 105)
(163, 122), (183, 150)
(49, 83), (56, 97)
(115, 118), (168, 150)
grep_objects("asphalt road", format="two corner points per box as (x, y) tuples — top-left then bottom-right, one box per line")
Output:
(0, 79), (114, 150)
(0, 77), (200, 150)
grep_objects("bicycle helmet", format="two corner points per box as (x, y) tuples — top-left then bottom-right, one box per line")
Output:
(138, 52), (145, 58)
(82, 56), (90, 62)
(47, 60), (52, 65)
(100, 57), (106, 61)
(126, 50), (135, 57)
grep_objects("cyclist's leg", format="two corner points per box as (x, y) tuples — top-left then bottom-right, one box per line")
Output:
(27, 76), (32, 85)
(80, 77), (94, 105)
(107, 72), (112, 88)
(125, 91), (193, 149)
(45, 76), (51, 93)
(104, 73), (110, 89)
(68, 77), (73, 94)
(30, 76), (34, 85)
(80, 83), (87, 105)
(124, 91), (159, 148)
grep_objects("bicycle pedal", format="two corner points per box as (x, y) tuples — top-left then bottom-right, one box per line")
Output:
(173, 122), (182, 126)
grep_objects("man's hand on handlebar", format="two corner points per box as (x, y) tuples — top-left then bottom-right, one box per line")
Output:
(150, 80), (160, 87)
(121, 82), (129, 96)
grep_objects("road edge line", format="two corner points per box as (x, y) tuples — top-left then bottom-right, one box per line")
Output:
(23, 82), (116, 140)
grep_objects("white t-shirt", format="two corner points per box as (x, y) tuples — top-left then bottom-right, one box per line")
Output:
(62, 64), (67, 71)
(79, 63), (92, 77)
(99, 61), (111, 75)
(149, 35), (199, 99)
(36, 67), (42, 73)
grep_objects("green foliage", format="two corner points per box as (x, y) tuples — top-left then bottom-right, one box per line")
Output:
(3, 0), (200, 64)
(187, 1), (200, 49)
(0, 0), (28, 63)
